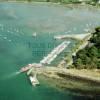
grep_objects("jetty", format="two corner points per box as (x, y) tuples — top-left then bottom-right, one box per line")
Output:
(40, 41), (70, 65)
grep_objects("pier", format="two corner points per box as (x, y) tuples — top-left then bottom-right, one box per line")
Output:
(40, 41), (70, 65)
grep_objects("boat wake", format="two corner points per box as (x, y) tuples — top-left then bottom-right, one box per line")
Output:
(1, 71), (21, 80)
(15, 71), (21, 75)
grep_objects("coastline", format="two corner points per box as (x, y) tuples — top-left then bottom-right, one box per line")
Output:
(58, 32), (92, 68)
(0, 1), (100, 8)
(29, 67), (100, 96)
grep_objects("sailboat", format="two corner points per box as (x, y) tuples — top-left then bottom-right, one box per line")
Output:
(32, 32), (37, 37)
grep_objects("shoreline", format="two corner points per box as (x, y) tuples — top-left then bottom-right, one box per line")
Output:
(0, 1), (100, 7)
(58, 32), (92, 68)
(29, 67), (100, 96)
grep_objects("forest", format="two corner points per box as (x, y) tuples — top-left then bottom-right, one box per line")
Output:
(73, 27), (100, 69)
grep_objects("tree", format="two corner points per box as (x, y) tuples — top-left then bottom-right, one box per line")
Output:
(74, 58), (82, 68)
(92, 0), (99, 3)
(87, 46), (98, 57)
(27, 0), (32, 2)
(47, 0), (50, 2)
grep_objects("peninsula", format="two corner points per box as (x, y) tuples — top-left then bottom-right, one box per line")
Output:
(25, 27), (100, 97)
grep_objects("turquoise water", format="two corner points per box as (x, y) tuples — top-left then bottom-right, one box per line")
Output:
(0, 2), (100, 100)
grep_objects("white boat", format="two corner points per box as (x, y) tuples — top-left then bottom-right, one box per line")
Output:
(84, 28), (90, 32)
(32, 32), (37, 37)
(29, 75), (39, 86)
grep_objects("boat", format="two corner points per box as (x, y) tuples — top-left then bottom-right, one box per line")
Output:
(84, 28), (90, 32)
(29, 75), (39, 86)
(20, 64), (33, 73)
(32, 32), (37, 37)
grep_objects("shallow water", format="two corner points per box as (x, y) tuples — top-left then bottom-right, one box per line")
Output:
(0, 2), (100, 100)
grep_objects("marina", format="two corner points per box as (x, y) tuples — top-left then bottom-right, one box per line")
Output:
(20, 41), (70, 73)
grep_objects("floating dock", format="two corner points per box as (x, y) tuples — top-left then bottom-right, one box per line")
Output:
(40, 41), (70, 65)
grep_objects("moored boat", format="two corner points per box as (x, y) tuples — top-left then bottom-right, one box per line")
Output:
(20, 64), (33, 73)
(29, 75), (39, 86)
